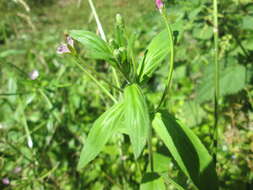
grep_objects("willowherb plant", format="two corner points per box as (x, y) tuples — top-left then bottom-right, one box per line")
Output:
(57, 0), (218, 189)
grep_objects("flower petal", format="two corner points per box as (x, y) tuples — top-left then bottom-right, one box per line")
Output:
(57, 44), (71, 54)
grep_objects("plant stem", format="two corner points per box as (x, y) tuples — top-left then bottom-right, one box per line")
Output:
(156, 10), (175, 111)
(148, 128), (154, 172)
(213, 0), (219, 166)
(73, 59), (117, 103)
(77, 58), (122, 92)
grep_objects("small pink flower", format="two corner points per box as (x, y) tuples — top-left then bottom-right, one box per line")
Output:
(66, 36), (74, 47)
(56, 36), (74, 55)
(2, 177), (10, 185)
(155, 0), (164, 9)
(57, 44), (71, 54)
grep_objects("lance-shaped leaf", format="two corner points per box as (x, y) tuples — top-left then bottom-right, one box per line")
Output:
(69, 30), (114, 61)
(153, 111), (218, 190)
(138, 30), (171, 82)
(124, 84), (150, 159)
(77, 102), (124, 170)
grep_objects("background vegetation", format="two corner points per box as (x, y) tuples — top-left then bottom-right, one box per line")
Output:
(0, 0), (252, 189)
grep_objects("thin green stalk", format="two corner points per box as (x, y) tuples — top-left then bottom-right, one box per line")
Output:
(19, 98), (33, 149)
(39, 162), (60, 181)
(77, 58), (122, 92)
(213, 0), (219, 165)
(39, 89), (53, 109)
(148, 128), (154, 172)
(0, 92), (34, 96)
(156, 10), (175, 111)
(73, 59), (117, 103)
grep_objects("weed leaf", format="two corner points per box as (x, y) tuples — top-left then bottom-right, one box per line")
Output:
(124, 84), (150, 159)
(69, 30), (114, 62)
(77, 102), (124, 170)
(152, 110), (218, 190)
(138, 30), (171, 82)
(196, 64), (246, 103)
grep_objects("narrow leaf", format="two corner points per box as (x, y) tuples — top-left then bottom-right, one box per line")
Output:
(124, 84), (150, 159)
(77, 102), (124, 170)
(69, 30), (114, 61)
(153, 111), (218, 190)
(138, 30), (171, 82)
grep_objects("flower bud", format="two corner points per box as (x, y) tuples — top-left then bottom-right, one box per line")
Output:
(116, 13), (123, 26)
(2, 178), (10, 185)
(155, 0), (164, 10)
(29, 70), (39, 80)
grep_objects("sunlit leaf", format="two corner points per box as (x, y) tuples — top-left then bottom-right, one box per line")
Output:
(69, 30), (114, 62)
(77, 102), (124, 170)
(137, 30), (171, 82)
(153, 110), (218, 190)
(124, 84), (150, 159)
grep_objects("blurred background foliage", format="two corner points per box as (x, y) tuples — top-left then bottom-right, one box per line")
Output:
(0, 0), (252, 189)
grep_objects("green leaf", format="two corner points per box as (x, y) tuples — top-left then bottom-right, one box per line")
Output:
(146, 153), (186, 190)
(242, 16), (253, 30)
(140, 172), (166, 190)
(196, 64), (246, 103)
(0, 49), (25, 59)
(124, 84), (150, 159)
(69, 30), (114, 61)
(152, 111), (218, 190)
(137, 30), (171, 82)
(192, 25), (213, 40)
(180, 101), (205, 127)
(77, 102), (124, 170)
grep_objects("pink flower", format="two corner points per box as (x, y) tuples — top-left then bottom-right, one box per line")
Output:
(155, 0), (164, 9)
(66, 36), (74, 47)
(56, 36), (74, 54)
(2, 177), (10, 185)
(57, 44), (71, 54)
